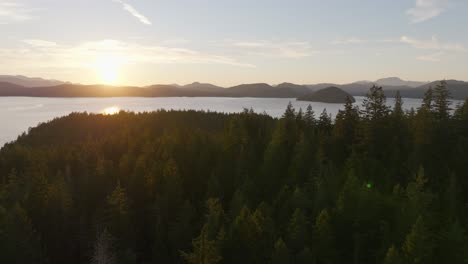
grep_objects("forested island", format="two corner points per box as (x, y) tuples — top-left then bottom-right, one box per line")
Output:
(297, 86), (355, 103)
(1, 82), (468, 264)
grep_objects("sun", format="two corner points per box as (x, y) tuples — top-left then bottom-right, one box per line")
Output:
(95, 55), (120, 85)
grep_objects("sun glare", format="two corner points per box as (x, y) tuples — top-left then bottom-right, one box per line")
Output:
(102, 106), (120, 115)
(95, 55), (121, 85)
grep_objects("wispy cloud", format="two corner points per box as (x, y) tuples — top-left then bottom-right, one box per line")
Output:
(0, 39), (254, 73)
(231, 41), (318, 58)
(329, 35), (466, 62)
(417, 52), (445, 62)
(400, 35), (466, 52)
(331, 37), (367, 45)
(406, 0), (449, 23)
(331, 35), (466, 53)
(112, 0), (152, 25)
(0, 1), (35, 24)
(22, 39), (57, 47)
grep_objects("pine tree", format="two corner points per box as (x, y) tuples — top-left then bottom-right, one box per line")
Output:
(105, 182), (130, 250)
(304, 105), (316, 126)
(361, 85), (390, 120)
(91, 229), (116, 264)
(272, 238), (290, 264)
(283, 102), (296, 119)
(421, 87), (433, 112)
(333, 96), (359, 164)
(405, 167), (433, 223)
(296, 247), (314, 264)
(393, 91), (404, 118)
(203, 198), (225, 240)
(313, 209), (336, 264)
(402, 216), (433, 264)
(383, 245), (402, 264)
(433, 80), (451, 120)
(1, 203), (42, 263)
(287, 208), (308, 252)
(318, 109), (332, 132)
(438, 220), (467, 264)
(181, 228), (222, 264)
(168, 200), (196, 256)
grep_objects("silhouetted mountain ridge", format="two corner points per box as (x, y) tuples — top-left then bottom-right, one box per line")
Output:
(0, 75), (65, 87)
(0, 78), (467, 99)
(298, 86), (355, 103)
(375, 77), (428, 87)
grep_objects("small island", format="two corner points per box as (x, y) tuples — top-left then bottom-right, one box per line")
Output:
(297, 86), (355, 103)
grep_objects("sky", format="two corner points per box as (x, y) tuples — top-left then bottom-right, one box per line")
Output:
(0, 0), (467, 86)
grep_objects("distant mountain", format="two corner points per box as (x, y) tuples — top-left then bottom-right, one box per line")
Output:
(276, 82), (311, 95)
(0, 82), (29, 96)
(298, 87), (355, 103)
(374, 77), (427, 88)
(385, 80), (468, 100)
(225, 83), (305, 98)
(0, 75), (65, 87)
(147, 84), (225, 97)
(354, 80), (372, 85)
(306, 83), (373, 95)
(0, 78), (466, 99)
(306, 82), (415, 97)
(181, 82), (224, 92)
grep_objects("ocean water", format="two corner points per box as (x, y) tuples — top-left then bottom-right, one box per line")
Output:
(0, 96), (446, 147)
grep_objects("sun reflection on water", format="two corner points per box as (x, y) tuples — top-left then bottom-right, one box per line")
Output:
(102, 106), (120, 115)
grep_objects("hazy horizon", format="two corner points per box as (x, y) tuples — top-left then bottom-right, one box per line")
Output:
(0, 74), (444, 87)
(1, 0), (468, 86)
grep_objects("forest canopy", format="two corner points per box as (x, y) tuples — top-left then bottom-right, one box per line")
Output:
(1, 82), (468, 264)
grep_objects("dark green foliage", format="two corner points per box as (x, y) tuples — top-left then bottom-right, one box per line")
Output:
(272, 238), (291, 264)
(0, 82), (466, 263)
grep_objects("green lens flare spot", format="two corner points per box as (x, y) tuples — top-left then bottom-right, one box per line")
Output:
(366, 183), (372, 189)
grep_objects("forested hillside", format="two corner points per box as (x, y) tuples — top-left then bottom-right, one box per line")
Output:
(1, 82), (468, 264)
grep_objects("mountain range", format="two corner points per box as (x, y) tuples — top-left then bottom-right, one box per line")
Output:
(0, 75), (65, 87)
(0, 75), (467, 100)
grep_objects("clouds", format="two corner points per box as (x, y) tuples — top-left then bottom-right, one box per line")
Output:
(416, 52), (445, 62)
(331, 38), (367, 45)
(400, 35), (466, 62)
(22, 39), (57, 47)
(0, 1), (35, 24)
(231, 41), (318, 59)
(400, 35), (466, 52)
(0, 39), (253, 73)
(406, 0), (449, 23)
(112, 0), (152, 25)
(331, 34), (466, 63)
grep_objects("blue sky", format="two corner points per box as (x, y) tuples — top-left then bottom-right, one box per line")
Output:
(1, 0), (467, 86)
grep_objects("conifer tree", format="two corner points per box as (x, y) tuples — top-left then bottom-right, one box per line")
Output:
(1, 203), (42, 263)
(361, 85), (390, 120)
(272, 238), (290, 264)
(393, 91), (404, 118)
(91, 229), (115, 264)
(181, 228), (222, 264)
(313, 209), (336, 264)
(438, 220), (467, 264)
(304, 105), (316, 126)
(433, 80), (451, 120)
(383, 245), (402, 264)
(287, 208), (308, 252)
(296, 247), (314, 264)
(402, 216), (433, 264)
(421, 87), (434, 112)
